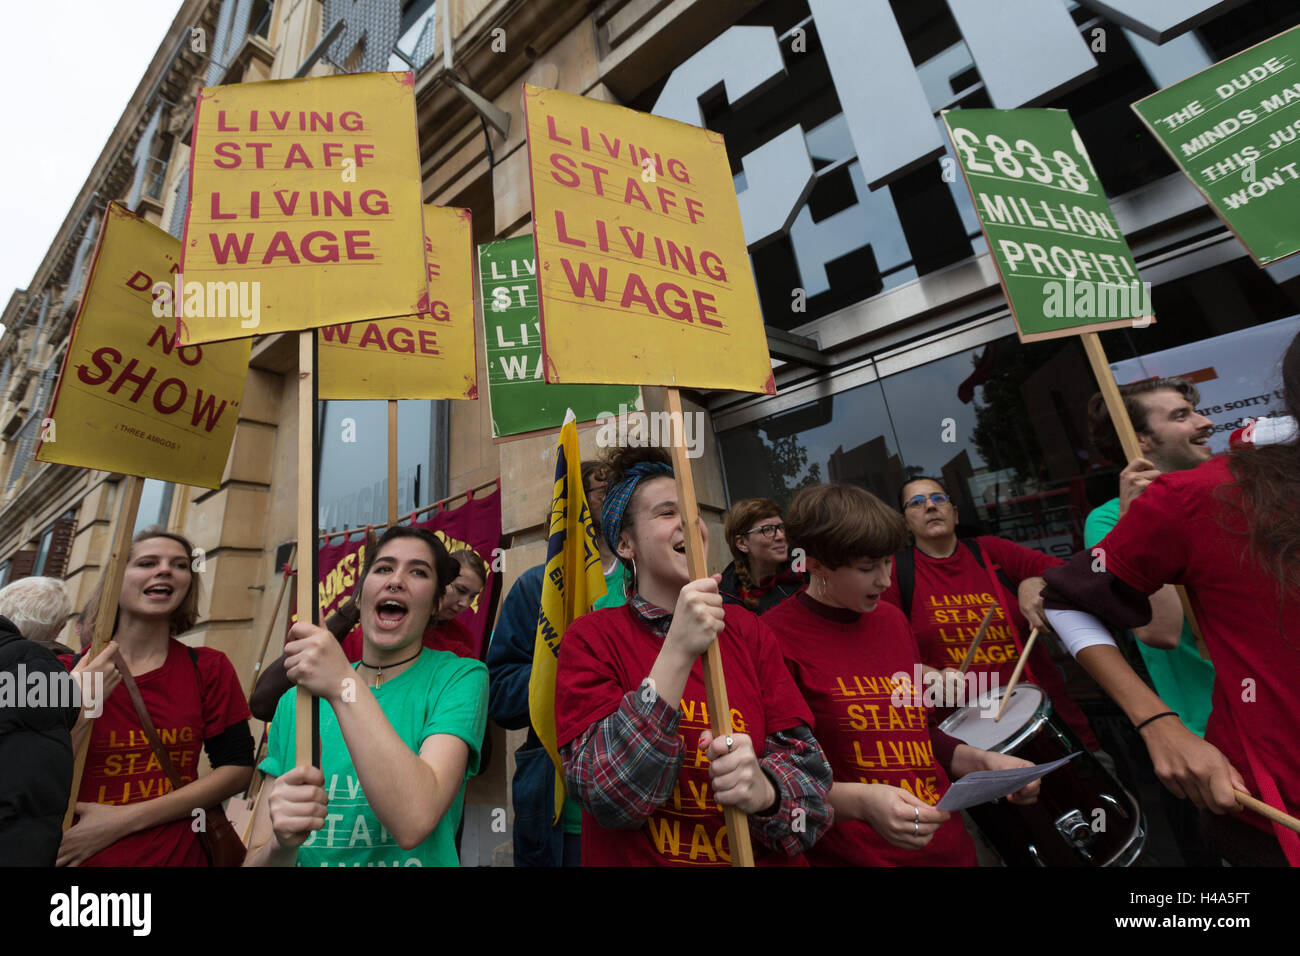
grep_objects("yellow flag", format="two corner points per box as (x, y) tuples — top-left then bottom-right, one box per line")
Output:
(529, 409), (607, 821)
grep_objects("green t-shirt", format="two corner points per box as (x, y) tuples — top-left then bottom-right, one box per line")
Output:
(261, 648), (488, 866)
(592, 559), (627, 611)
(1084, 498), (1215, 737)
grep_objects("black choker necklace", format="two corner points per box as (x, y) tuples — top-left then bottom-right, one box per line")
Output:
(359, 648), (421, 686)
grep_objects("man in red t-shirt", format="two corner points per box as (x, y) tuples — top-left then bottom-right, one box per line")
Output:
(882, 477), (1099, 752)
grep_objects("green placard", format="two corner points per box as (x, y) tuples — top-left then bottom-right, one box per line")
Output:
(942, 108), (1152, 342)
(478, 235), (639, 438)
(1132, 25), (1300, 266)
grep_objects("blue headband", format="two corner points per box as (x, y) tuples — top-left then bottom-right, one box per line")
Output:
(600, 461), (673, 553)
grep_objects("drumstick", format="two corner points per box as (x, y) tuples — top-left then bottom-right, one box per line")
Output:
(994, 627), (1039, 722)
(1236, 792), (1300, 834)
(957, 606), (998, 675)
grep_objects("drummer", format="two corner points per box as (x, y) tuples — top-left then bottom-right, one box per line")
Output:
(764, 483), (1038, 865)
(881, 476), (1101, 754)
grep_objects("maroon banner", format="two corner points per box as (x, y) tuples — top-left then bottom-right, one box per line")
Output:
(315, 483), (503, 659)
(413, 483), (503, 659)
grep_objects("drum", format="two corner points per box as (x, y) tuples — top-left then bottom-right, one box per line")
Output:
(939, 683), (1145, 867)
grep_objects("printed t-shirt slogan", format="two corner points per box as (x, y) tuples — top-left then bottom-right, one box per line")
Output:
(319, 204), (478, 399)
(37, 203), (249, 489)
(180, 71), (428, 343)
(522, 84), (774, 394)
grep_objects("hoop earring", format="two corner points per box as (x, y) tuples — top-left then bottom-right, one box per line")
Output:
(629, 558), (638, 597)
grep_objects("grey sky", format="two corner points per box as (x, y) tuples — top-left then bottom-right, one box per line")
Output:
(1, 1), (182, 335)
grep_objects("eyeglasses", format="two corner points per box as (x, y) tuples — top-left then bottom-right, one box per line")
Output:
(584, 482), (606, 497)
(742, 522), (785, 539)
(904, 493), (951, 510)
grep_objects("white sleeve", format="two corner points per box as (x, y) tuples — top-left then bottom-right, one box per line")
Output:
(1045, 608), (1118, 658)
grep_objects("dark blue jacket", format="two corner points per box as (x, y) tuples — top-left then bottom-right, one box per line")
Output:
(486, 564), (567, 866)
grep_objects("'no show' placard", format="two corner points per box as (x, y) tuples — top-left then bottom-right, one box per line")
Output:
(522, 84), (774, 394)
(38, 203), (249, 488)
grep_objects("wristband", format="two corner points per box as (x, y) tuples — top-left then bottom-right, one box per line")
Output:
(1135, 711), (1179, 732)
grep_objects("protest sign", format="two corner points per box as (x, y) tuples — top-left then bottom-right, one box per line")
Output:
(478, 234), (639, 437)
(37, 203), (249, 488)
(942, 108), (1152, 342)
(180, 71), (428, 342)
(522, 84), (774, 394)
(319, 204), (478, 400)
(1133, 25), (1300, 265)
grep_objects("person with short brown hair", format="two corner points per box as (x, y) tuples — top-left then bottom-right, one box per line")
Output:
(765, 483), (1038, 866)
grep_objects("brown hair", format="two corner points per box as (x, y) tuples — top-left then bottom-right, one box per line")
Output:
(599, 445), (673, 597)
(1087, 377), (1201, 464)
(1226, 333), (1300, 602)
(354, 526), (459, 627)
(724, 498), (782, 610)
(451, 548), (489, 587)
(784, 484), (907, 569)
(79, 527), (201, 638)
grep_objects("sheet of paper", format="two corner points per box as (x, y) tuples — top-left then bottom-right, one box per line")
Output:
(936, 752), (1079, 811)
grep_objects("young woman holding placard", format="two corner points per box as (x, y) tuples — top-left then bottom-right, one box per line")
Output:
(59, 528), (255, 867)
(554, 446), (833, 866)
(246, 526), (487, 866)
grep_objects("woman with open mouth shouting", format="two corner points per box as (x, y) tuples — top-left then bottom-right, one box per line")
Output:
(246, 526), (488, 867)
(59, 528), (255, 867)
(554, 446), (833, 866)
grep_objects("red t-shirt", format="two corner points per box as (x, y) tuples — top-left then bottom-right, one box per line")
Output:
(1096, 455), (1300, 832)
(340, 618), (477, 662)
(765, 592), (975, 866)
(555, 604), (813, 866)
(76, 639), (251, 866)
(882, 538), (1099, 750)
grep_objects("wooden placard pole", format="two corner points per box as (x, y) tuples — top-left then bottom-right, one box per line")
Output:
(295, 332), (318, 768)
(1080, 333), (1210, 660)
(246, 544), (297, 699)
(388, 400), (399, 524)
(664, 388), (755, 868)
(64, 474), (145, 829)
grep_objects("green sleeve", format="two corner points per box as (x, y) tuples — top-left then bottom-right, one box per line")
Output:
(423, 658), (489, 776)
(258, 687), (296, 779)
(1083, 498), (1119, 550)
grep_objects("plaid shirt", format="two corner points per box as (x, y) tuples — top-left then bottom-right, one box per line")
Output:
(560, 596), (833, 857)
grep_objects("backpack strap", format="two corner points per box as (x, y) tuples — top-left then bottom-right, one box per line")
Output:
(894, 548), (916, 619)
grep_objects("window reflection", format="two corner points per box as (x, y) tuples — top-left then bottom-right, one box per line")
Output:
(721, 334), (1104, 560)
(317, 400), (442, 531)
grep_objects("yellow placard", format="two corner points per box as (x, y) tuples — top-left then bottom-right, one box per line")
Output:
(522, 85), (774, 395)
(179, 72), (428, 343)
(318, 204), (478, 400)
(37, 203), (250, 489)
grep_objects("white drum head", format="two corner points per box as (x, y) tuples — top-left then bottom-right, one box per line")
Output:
(940, 684), (1046, 752)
